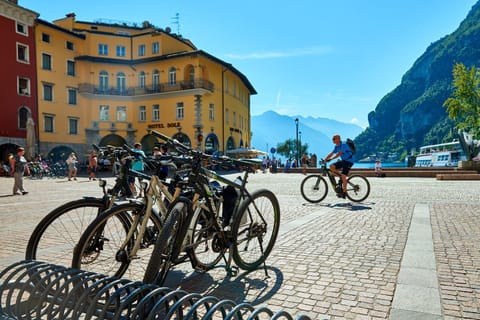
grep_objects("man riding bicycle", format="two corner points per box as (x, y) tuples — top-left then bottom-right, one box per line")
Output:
(324, 134), (354, 198)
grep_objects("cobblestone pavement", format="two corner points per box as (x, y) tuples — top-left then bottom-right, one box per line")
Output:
(0, 173), (479, 319)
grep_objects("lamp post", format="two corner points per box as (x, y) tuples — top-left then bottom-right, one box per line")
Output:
(299, 131), (302, 157)
(295, 118), (299, 166)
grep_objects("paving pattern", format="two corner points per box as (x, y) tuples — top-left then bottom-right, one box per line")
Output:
(0, 172), (479, 319)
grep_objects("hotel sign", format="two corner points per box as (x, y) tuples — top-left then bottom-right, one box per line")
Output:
(147, 122), (181, 129)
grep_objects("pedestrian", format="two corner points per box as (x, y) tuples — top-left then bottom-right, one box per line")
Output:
(67, 152), (78, 181)
(11, 146), (29, 195)
(129, 142), (146, 196)
(375, 160), (385, 177)
(88, 150), (98, 180)
(152, 146), (161, 157)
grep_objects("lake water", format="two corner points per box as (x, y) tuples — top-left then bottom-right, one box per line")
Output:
(353, 162), (406, 169)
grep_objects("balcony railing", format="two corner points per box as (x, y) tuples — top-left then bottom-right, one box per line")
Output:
(78, 79), (214, 96)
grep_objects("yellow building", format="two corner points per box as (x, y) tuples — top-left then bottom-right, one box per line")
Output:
(36, 14), (256, 162)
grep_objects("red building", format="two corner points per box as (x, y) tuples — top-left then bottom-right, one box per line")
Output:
(0, 0), (38, 164)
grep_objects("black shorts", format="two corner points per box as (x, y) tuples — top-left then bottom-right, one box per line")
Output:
(333, 160), (353, 175)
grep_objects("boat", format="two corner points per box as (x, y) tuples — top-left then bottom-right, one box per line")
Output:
(414, 141), (467, 167)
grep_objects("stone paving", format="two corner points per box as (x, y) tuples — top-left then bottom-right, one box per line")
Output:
(0, 172), (479, 319)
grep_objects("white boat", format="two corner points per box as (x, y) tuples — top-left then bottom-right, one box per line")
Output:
(414, 141), (466, 167)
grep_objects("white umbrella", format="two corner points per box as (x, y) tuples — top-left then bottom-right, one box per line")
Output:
(25, 116), (36, 160)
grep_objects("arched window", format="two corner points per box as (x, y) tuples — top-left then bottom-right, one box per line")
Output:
(168, 67), (176, 85)
(116, 72), (126, 94)
(139, 71), (146, 88)
(99, 71), (109, 92)
(188, 66), (195, 87)
(152, 69), (160, 92)
(18, 106), (29, 129)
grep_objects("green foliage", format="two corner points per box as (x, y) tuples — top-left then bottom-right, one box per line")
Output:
(276, 139), (309, 159)
(443, 63), (480, 138)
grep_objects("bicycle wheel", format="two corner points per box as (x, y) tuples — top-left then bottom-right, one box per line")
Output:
(26, 198), (106, 266)
(346, 174), (371, 202)
(190, 207), (224, 271)
(143, 199), (186, 285)
(300, 174), (328, 203)
(231, 189), (280, 271)
(72, 202), (162, 282)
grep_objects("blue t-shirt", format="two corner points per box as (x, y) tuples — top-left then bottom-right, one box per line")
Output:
(333, 142), (354, 162)
(131, 149), (146, 171)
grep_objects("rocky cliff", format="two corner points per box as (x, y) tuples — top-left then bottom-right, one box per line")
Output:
(355, 1), (480, 160)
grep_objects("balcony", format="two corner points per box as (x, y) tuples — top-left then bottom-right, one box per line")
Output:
(78, 79), (214, 97)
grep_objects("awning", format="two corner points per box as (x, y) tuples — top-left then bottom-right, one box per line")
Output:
(225, 148), (267, 158)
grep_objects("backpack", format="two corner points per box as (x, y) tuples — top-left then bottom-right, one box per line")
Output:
(346, 138), (356, 154)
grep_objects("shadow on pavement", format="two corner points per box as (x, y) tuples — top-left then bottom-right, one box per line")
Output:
(163, 265), (283, 306)
(302, 201), (374, 211)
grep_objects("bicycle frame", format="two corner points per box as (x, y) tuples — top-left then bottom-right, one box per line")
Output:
(115, 171), (183, 261)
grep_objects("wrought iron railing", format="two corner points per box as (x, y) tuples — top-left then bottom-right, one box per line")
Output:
(78, 79), (214, 97)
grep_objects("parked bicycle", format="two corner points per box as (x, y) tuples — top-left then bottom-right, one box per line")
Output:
(143, 130), (281, 285)
(300, 159), (370, 203)
(71, 149), (190, 281)
(25, 145), (164, 270)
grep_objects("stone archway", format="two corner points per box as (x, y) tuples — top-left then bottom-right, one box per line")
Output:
(99, 134), (127, 147)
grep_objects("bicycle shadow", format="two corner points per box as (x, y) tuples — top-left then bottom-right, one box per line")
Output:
(303, 201), (374, 211)
(163, 265), (283, 306)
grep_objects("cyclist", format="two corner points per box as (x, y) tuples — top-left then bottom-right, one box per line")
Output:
(324, 134), (354, 198)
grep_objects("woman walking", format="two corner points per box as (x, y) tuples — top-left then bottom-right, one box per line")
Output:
(67, 152), (78, 181)
(11, 146), (29, 195)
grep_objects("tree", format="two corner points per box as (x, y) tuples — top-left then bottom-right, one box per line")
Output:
(276, 139), (309, 160)
(443, 63), (480, 138)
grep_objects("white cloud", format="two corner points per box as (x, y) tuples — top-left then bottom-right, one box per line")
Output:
(225, 46), (332, 60)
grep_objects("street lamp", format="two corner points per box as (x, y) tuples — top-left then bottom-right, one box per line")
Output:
(299, 131), (302, 156)
(295, 118), (299, 166)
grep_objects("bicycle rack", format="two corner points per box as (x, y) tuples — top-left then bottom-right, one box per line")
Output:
(0, 260), (312, 320)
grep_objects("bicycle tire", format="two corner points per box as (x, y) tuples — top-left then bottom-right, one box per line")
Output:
(72, 202), (162, 282)
(300, 174), (328, 203)
(231, 189), (280, 271)
(26, 198), (106, 266)
(190, 207), (224, 271)
(345, 174), (370, 202)
(143, 199), (185, 285)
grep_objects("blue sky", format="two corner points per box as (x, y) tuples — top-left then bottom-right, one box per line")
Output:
(21, 0), (478, 128)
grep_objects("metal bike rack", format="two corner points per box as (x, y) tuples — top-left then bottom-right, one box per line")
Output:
(0, 260), (311, 320)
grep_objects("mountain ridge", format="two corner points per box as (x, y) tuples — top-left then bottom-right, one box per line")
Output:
(355, 1), (480, 160)
(251, 111), (363, 159)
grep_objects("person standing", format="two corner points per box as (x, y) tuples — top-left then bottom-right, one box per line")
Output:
(88, 150), (98, 181)
(67, 152), (78, 181)
(324, 134), (354, 198)
(129, 142), (146, 196)
(11, 147), (29, 195)
(375, 160), (384, 177)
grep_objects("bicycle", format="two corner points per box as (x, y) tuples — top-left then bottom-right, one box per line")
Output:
(300, 159), (370, 203)
(142, 130), (281, 286)
(25, 145), (158, 268)
(71, 151), (190, 281)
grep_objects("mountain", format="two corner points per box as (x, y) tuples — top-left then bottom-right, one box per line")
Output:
(355, 1), (480, 160)
(250, 111), (363, 159)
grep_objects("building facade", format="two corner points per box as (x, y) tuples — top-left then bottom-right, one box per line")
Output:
(35, 13), (256, 162)
(0, 0), (39, 163)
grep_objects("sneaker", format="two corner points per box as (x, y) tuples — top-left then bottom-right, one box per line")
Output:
(22, 191), (29, 195)
(68, 178), (71, 181)
(73, 177), (77, 181)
